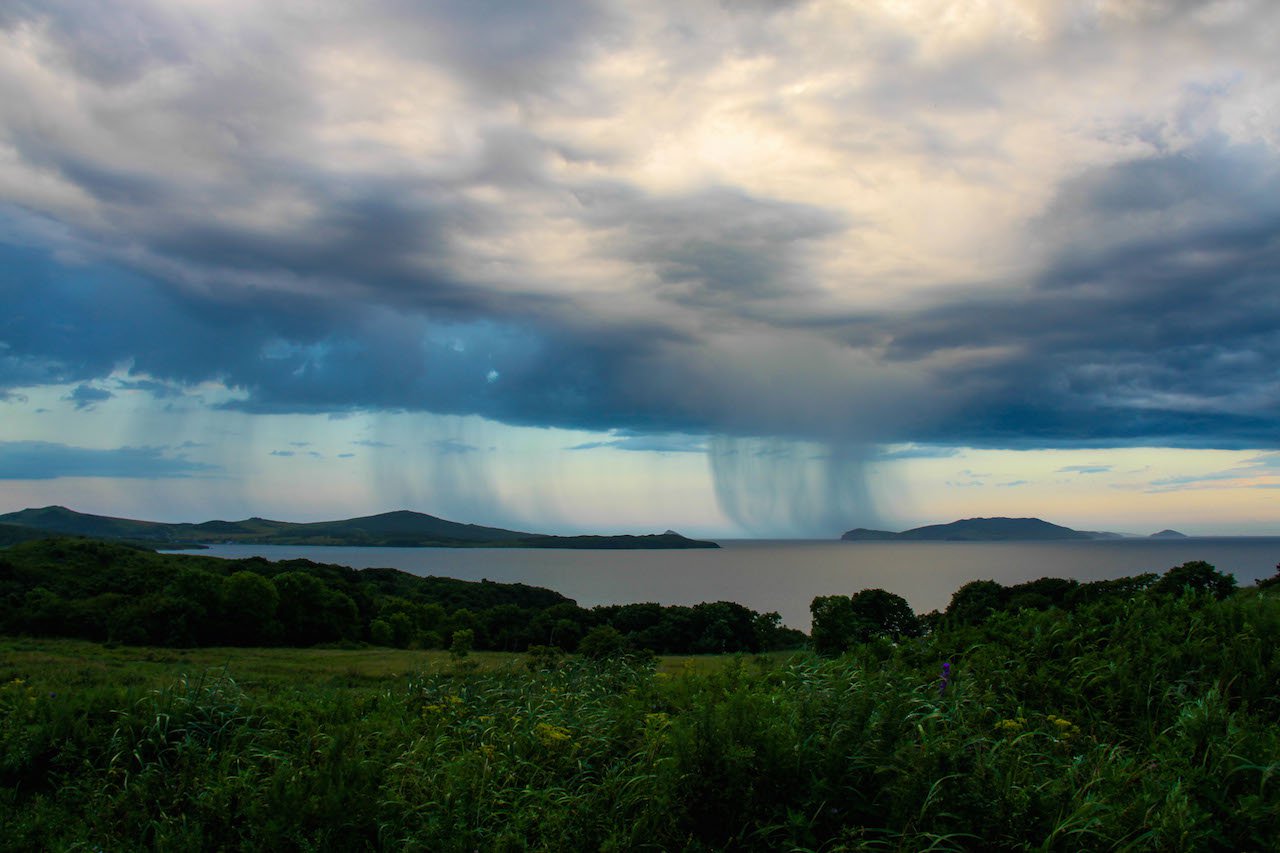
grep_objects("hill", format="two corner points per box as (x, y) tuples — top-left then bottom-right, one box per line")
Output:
(0, 506), (719, 549)
(1150, 529), (1189, 539)
(842, 516), (1116, 542)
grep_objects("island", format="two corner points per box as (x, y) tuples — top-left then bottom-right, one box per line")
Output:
(1150, 529), (1189, 539)
(0, 506), (720, 549)
(841, 516), (1123, 542)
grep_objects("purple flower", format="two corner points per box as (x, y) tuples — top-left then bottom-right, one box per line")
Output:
(939, 661), (951, 697)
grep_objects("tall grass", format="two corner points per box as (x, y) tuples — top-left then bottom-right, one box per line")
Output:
(3, 587), (1279, 850)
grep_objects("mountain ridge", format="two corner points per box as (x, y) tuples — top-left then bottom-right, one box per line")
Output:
(0, 506), (719, 550)
(841, 517), (1122, 542)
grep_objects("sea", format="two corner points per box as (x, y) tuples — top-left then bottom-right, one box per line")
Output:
(182, 538), (1280, 632)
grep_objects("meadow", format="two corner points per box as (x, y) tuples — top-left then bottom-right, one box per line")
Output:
(4, 569), (1279, 851)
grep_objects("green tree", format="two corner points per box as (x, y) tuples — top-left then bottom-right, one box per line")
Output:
(273, 571), (359, 646)
(810, 595), (858, 655)
(946, 579), (1005, 626)
(848, 588), (920, 640)
(369, 618), (394, 647)
(1152, 560), (1236, 600)
(811, 589), (919, 654)
(578, 624), (629, 659)
(449, 628), (474, 660)
(222, 571), (280, 645)
(387, 612), (415, 648)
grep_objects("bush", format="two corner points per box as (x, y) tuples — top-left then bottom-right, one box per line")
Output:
(578, 625), (629, 659)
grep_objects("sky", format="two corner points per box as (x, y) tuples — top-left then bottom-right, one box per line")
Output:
(1, 0), (1278, 538)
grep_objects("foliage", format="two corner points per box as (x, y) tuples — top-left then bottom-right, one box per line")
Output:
(4, 541), (1279, 848)
(811, 588), (920, 653)
(3, 576), (1280, 850)
(0, 538), (798, 654)
(577, 624), (629, 659)
(1150, 559), (1237, 599)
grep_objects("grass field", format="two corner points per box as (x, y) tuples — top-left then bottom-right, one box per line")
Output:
(4, 587), (1280, 851)
(0, 637), (759, 692)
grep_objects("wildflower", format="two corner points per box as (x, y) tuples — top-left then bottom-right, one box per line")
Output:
(938, 661), (951, 697)
(535, 722), (572, 747)
(995, 717), (1026, 733)
(1046, 714), (1078, 739)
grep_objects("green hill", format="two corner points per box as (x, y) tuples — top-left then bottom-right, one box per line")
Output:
(842, 516), (1113, 541)
(0, 506), (719, 549)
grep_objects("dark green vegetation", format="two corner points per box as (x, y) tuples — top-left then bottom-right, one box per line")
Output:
(0, 522), (56, 547)
(0, 538), (799, 654)
(842, 516), (1122, 541)
(3, 557), (1280, 850)
(0, 505), (719, 549)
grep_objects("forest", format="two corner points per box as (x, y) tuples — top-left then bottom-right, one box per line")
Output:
(0, 538), (802, 654)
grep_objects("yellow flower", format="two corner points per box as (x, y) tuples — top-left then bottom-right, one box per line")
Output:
(1046, 715), (1078, 740)
(535, 722), (572, 747)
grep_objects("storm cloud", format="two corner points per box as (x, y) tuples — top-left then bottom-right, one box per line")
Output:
(1, 0), (1278, 458)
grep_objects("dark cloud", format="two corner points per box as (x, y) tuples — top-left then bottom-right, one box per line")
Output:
(5, 135), (1278, 454)
(0, 441), (217, 479)
(66, 384), (113, 410)
(577, 184), (846, 310)
(114, 378), (184, 398)
(1, 3), (1277, 462)
(825, 142), (1280, 449)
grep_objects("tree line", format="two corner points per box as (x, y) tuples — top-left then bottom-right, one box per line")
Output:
(3, 536), (1267, 656)
(0, 538), (804, 653)
(809, 558), (1260, 654)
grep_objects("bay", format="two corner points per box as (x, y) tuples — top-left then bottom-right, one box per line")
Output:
(185, 538), (1280, 632)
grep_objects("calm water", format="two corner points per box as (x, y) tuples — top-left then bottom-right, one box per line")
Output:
(187, 539), (1280, 631)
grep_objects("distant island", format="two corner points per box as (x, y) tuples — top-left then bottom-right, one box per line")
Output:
(1150, 529), (1188, 539)
(841, 517), (1126, 542)
(0, 506), (720, 550)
